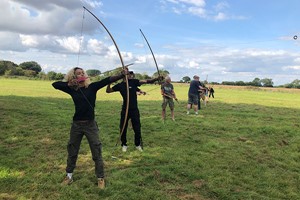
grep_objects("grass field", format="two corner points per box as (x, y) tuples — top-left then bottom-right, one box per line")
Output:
(1, 78), (300, 200)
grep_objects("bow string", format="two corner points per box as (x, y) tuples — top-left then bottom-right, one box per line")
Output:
(139, 29), (162, 84)
(83, 6), (129, 146)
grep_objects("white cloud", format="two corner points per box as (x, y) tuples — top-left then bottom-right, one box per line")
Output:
(56, 37), (81, 53)
(0, 0), (113, 57)
(172, 7), (183, 14)
(0, 0), (299, 86)
(122, 52), (134, 62)
(0, 32), (26, 51)
(191, 0), (205, 7)
(244, 49), (286, 57)
(294, 58), (300, 63)
(214, 2), (229, 11)
(162, 0), (246, 21)
(189, 60), (200, 68)
(188, 7), (206, 17)
(171, 0), (206, 7)
(282, 66), (300, 70)
(10, 0), (102, 11)
(134, 43), (144, 48)
(213, 12), (228, 21)
(87, 39), (109, 55)
(20, 34), (40, 47)
(0, 0), (101, 36)
(81, 0), (103, 8)
(145, 42), (300, 84)
(135, 56), (147, 64)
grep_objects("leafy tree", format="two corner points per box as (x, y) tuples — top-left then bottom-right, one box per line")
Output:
(260, 78), (273, 87)
(55, 73), (65, 80)
(5, 70), (15, 76)
(182, 76), (191, 83)
(86, 69), (101, 77)
(235, 81), (246, 86)
(210, 82), (220, 85)
(222, 81), (236, 85)
(24, 70), (37, 77)
(134, 73), (144, 80)
(37, 72), (47, 80)
(284, 79), (300, 88)
(142, 73), (151, 80)
(135, 72), (151, 80)
(250, 77), (262, 87)
(4, 67), (24, 76)
(19, 61), (42, 74)
(47, 71), (57, 80)
(15, 67), (25, 76)
(0, 60), (18, 75)
(284, 83), (293, 88)
(102, 67), (122, 77)
(291, 79), (300, 88)
(152, 69), (169, 78)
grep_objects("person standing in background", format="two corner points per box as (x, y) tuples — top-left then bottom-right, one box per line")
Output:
(161, 76), (177, 121)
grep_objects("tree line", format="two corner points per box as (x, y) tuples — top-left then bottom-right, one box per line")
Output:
(181, 76), (300, 89)
(1, 60), (299, 88)
(0, 60), (170, 81)
(221, 78), (300, 88)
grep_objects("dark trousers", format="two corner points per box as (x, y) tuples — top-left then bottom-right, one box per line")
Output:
(120, 109), (141, 146)
(66, 120), (104, 178)
(209, 93), (214, 98)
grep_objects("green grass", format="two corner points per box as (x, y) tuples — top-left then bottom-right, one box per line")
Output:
(1, 78), (300, 199)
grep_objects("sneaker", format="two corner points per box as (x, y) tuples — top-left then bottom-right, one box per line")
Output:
(122, 145), (128, 152)
(186, 111), (190, 115)
(171, 118), (175, 121)
(136, 146), (143, 152)
(195, 112), (198, 115)
(98, 178), (105, 189)
(62, 176), (73, 185)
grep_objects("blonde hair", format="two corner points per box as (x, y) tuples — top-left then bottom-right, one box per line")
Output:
(64, 67), (91, 88)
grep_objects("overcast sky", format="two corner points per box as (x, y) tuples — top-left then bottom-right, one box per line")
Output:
(1, 0), (300, 85)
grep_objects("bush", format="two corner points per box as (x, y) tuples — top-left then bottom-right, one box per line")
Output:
(24, 70), (37, 77)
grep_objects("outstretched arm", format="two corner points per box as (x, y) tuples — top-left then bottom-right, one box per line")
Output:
(139, 76), (164, 85)
(93, 69), (128, 90)
(199, 85), (205, 90)
(109, 67), (129, 82)
(109, 73), (124, 83)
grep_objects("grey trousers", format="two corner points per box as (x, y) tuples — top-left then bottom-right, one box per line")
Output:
(66, 120), (104, 178)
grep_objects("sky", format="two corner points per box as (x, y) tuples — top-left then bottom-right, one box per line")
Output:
(1, 0), (300, 85)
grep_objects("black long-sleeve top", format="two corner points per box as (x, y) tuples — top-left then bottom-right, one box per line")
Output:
(112, 79), (141, 110)
(52, 77), (111, 121)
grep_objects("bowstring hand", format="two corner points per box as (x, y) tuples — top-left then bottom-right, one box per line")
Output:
(158, 75), (164, 82)
(121, 68), (129, 76)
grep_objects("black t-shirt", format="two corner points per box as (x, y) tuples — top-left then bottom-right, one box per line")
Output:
(52, 77), (111, 121)
(112, 79), (141, 110)
(188, 80), (200, 95)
